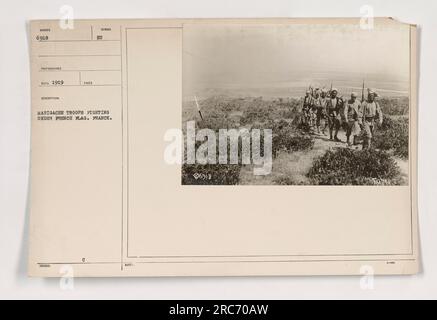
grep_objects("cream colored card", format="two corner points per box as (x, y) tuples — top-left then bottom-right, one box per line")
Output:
(28, 18), (418, 277)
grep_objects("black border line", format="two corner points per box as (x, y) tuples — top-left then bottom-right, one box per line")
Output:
(38, 258), (416, 266)
(120, 25), (124, 271)
(123, 25), (415, 263)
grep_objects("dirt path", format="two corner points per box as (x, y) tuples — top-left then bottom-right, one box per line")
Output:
(240, 129), (351, 185)
(240, 127), (410, 185)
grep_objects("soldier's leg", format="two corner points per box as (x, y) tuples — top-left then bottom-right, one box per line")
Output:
(328, 116), (334, 139)
(316, 113), (321, 133)
(368, 124), (374, 148)
(334, 119), (341, 141)
(311, 111), (317, 130)
(362, 138), (368, 149)
(322, 114), (328, 135)
(346, 122), (352, 145)
(352, 121), (360, 146)
(302, 110), (306, 124)
(309, 111), (313, 128)
(362, 120), (371, 149)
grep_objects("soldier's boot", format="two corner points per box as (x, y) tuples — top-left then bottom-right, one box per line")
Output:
(333, 128), (341, 142)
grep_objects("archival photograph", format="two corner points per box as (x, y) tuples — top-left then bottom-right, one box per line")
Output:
(182, 22), (410, 186)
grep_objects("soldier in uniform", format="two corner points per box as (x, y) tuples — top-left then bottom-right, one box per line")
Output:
(343, 92), (362, 146)
(310, 89), (321, 132)
(326, 88), (344, 142)
(361, 89), (383, 149)
(315, 88), (329, 135)
(302, 90), (312, 125)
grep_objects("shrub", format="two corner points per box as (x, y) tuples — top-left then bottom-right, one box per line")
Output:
(274, 176), (297, 185)
(272, 125), (314, 158)
(373, 117), (409, 159)
(280, 101), (300, 119)
(240, 105), (274, 125)
(197, 115), (236, 131)
(379, 97), (409, 116)
(307, 148), (403, 185)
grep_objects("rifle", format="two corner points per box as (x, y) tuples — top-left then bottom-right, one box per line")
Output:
(194, 95), (204, 121)
(361, 80), (365, 102)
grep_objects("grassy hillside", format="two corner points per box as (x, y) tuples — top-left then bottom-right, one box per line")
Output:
(181, 95), (409, 185)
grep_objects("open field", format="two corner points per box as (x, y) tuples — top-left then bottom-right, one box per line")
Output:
(181, 95), (409, 186)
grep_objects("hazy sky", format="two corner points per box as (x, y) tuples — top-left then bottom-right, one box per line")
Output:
(183, 22), (410, 97)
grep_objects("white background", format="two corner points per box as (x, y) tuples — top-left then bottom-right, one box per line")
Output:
(1, 0), (436, 299)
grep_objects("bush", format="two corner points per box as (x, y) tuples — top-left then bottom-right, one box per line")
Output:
(379, 97), (409, 116)
(280, 101), (300, 119)
(254, 120), (314, 158)
(274, 176), (297, 185)
(240, 104), (275, 125)
(307, 148), (403, 185)
(373, 117), (409, 159)
(272, 125), (314, 158)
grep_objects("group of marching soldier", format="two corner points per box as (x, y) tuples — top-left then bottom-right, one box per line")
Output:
(301, 86), (383, 149)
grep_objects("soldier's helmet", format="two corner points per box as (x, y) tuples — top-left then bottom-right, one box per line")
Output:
(351, 92), (357, 98)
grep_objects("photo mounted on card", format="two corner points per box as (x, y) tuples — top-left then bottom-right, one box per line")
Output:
(28, 18), (418, 277)
(181, 23), (410, 186)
